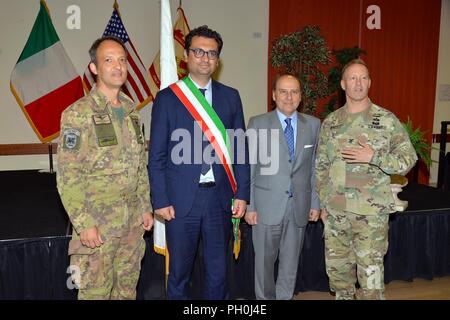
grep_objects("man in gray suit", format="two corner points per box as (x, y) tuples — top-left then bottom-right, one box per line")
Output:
(245, 73), (320, 300)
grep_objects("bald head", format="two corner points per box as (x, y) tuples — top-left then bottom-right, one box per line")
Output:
(272, 74), (302, 117)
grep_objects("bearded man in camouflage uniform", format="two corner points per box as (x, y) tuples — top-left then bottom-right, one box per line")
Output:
(57, 36), (153, 300)
(315, 59), (417, 300)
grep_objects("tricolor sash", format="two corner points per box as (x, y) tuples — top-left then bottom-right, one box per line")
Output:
(169, 77), (237, 194)
(170, 77), (242, 259)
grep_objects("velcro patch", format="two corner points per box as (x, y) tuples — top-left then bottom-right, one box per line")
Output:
(93, 114), (112, 125)
(62, 128), (81, 151)
(129, 115), (144, 144)
(92, 115), (118, 147)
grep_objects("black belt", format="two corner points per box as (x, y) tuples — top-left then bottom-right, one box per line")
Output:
(198, 182), (216, 188)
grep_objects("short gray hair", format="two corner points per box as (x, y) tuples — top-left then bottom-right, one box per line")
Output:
(88, 36), (127, 65)
(341, 58), (370, 79)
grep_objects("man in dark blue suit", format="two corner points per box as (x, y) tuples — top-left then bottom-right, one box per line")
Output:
(148, 25), (250, 300)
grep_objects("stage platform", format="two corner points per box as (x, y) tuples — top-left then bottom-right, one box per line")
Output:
(1, 170), (449, 299)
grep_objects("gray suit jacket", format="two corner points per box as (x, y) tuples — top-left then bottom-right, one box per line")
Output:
(247, 110), (320, 227)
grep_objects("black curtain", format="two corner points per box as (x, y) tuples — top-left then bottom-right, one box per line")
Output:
(1, 208), (449, 299)
(1, 177), (450, 299)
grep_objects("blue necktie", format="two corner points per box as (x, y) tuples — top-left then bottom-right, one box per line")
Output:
(284, 118), (295, 161)
(284, 118), (294, 197)
(199, 89), (211, 175)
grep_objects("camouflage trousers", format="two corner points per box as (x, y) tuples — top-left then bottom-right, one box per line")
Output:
(323, 208), (389, 300)
(68, 224), (146, 300)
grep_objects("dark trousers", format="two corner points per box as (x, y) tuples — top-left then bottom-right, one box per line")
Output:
(166, 186), (232, 299)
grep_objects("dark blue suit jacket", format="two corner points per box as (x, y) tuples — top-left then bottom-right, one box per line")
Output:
(148, 80), (250, 218)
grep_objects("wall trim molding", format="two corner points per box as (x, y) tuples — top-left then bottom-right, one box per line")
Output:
(0, 141), (150, 156)
(0, 143), (57, 156)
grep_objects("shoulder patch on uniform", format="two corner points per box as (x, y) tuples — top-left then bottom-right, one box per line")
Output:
(62, 128), (81, 150)
(129, 115), (144, 144)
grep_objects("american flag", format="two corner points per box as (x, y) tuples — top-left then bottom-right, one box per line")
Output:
(82, 9), (153, 110)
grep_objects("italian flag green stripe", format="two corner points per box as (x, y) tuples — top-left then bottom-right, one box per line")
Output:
(17, 1), (59, 63)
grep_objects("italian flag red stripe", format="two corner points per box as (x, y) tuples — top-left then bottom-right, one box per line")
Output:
(23, 77), (83, 140)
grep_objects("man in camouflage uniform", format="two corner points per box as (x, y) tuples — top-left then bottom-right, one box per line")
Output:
(57, 36), (153, 300)
(315, 59), (417, 300)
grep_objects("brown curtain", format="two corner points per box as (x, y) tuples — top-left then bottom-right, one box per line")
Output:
(268, 0), (441, 183)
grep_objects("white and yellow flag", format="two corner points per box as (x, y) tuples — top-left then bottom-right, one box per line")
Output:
(152, 0), (191, 274)
(149, 5), (190, 100)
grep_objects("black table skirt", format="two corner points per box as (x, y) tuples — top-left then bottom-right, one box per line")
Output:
(1, 208), (449, 299)
(1, 171), (450, 299)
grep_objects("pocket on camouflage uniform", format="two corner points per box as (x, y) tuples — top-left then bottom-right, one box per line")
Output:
(88, 168), (127, 195)
(68, 239), (99, 255)
(68, 240), (105, 290)
(89, 168), (126, 176)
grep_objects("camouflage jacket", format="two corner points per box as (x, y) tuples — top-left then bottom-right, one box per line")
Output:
(57, 87), (151, 236)
(315, 102), (417, 215)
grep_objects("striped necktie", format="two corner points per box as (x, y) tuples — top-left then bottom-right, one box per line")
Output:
(284, 118), (295, 161)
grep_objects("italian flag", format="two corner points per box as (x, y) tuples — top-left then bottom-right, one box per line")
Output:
(10, 1), (83, 143)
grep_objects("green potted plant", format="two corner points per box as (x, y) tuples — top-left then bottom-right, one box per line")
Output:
(390, 118), (433, 210)
(390, 118), (432, 185)
(402, 117), (432, 168)
(270, 25), (331, 115)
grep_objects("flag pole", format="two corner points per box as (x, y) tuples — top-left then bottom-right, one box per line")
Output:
(40, 0), (51, 18)
(113, 0), (121, 18)
(160, 0), (179, 289)
(48, 142), (54, 173)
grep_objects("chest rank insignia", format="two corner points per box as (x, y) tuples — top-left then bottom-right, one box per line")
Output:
(369, 114), (384, 129)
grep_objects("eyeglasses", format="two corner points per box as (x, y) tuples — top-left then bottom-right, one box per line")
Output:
(189, 48), (219, 60)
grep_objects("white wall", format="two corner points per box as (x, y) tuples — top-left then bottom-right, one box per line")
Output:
(2, 0), (449, 185)
(0, 0), (269, 170)
(430, 0), (450, 185)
